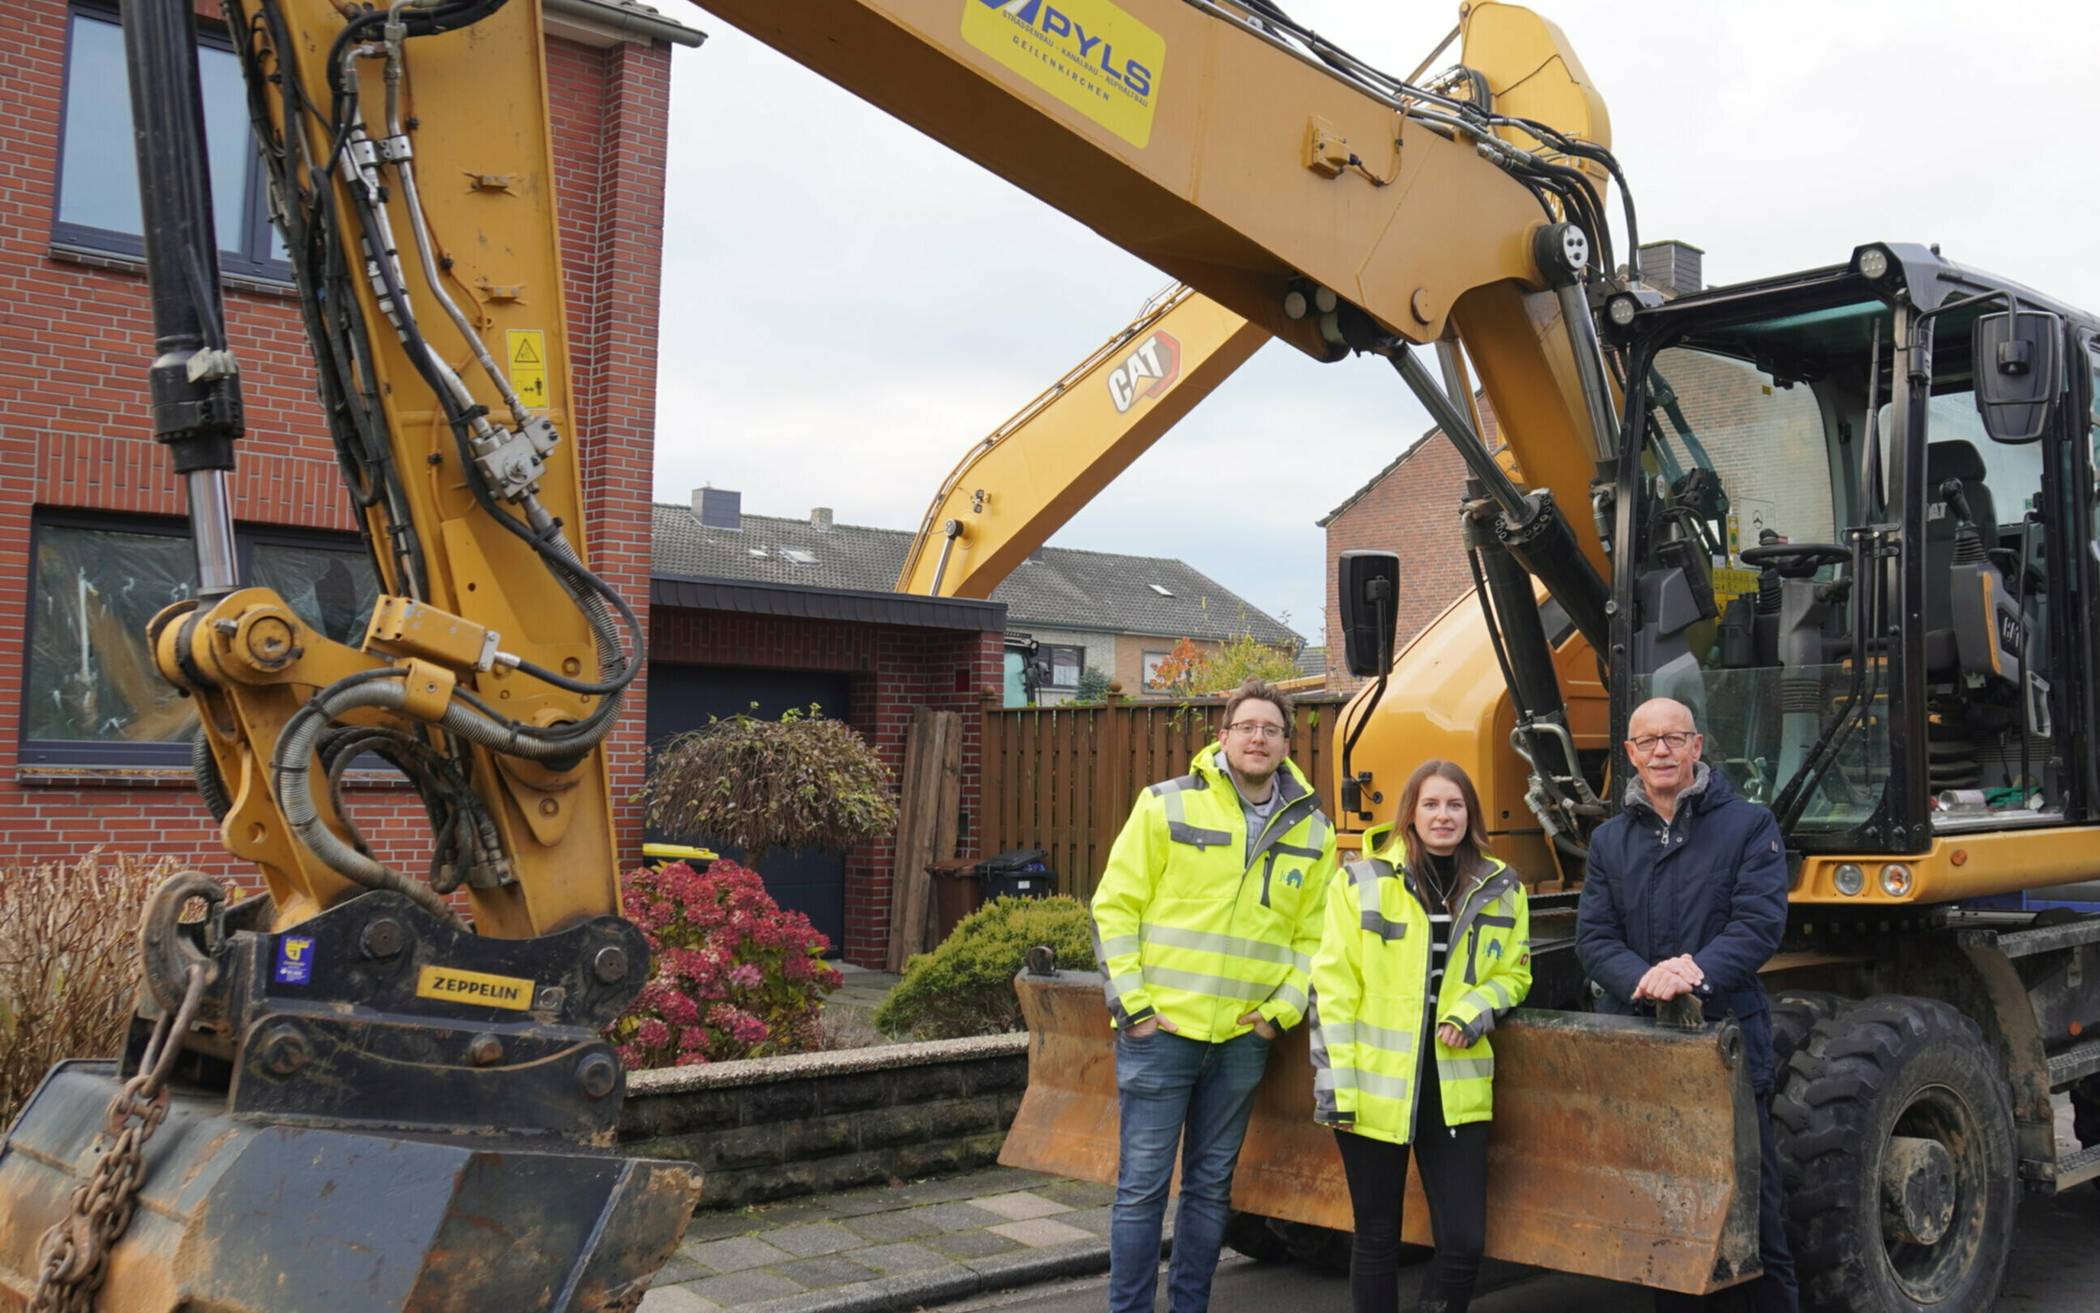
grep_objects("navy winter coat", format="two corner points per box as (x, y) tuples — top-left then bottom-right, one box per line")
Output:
(1575, 764), (1790, 1093)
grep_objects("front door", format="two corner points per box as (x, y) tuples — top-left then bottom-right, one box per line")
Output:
(644, 664), (854, 953)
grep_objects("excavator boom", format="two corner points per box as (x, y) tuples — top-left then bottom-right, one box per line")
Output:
(898, 285), (1264, 598)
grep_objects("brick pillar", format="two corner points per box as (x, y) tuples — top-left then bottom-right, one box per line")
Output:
(569, 38), (674, 865)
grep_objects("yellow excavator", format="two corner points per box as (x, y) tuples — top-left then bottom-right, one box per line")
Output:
(6, 2), (2099, 1312)
(846, 3), (2099, 1309)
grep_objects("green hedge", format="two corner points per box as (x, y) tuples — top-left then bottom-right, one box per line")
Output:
(874, 895), (1098, 1040)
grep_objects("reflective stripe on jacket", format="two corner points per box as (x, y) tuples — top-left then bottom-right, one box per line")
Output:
(1089, 743), (1338, 1042)
(1309, 823), (1531, 1144)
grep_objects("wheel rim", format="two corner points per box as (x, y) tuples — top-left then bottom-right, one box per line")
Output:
(1880, 1081), (1985, 1303)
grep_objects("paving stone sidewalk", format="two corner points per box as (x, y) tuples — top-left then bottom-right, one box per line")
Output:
(639, 1165), (1160, 1313)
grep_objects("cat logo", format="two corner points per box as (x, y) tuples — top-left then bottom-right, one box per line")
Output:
(1284, 868), (1304, 888)
(1106, 331), (1181, 413)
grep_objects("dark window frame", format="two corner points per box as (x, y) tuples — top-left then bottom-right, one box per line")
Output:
(1042, 643), (1085, 690)
(20, 509), (376, 767)
(53, 2), (290, 284)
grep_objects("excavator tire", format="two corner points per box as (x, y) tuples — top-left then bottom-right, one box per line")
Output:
(1769, 990), (1848, 1076)
(1773, 997), (2016, 1313)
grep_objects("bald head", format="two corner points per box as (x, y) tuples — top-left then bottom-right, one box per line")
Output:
(1628, 698), (1697, 738)
(1626, 697), (1703, 815)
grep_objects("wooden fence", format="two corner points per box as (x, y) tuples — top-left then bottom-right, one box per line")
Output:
(978, 694), (1346, 901)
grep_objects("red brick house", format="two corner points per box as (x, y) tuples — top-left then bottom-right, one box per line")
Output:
(0, 3), (699, 886)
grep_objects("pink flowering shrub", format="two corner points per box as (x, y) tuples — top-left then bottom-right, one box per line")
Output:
(606, 860), (841, 1068)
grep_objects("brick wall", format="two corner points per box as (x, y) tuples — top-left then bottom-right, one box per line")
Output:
(0, 9), (673, 885)
(650, 606), (1004, 968)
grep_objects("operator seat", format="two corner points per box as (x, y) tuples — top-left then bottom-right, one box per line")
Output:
(1922, 440), (1997, 675)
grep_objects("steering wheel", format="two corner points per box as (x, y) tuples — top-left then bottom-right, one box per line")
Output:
(1739, 542), (1850, 579)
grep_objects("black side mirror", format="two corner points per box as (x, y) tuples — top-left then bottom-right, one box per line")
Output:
(1339, 551), (1401, 677)
(1973, 310), (2064, 444)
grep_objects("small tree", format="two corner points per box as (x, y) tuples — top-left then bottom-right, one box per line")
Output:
(1145, 637), (1206, 693)
(1194, 630), (1302, 691)
(1070, 666), (1113, 705)
(642, 704), (896, 867)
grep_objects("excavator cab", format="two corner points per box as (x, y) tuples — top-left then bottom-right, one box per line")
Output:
(1603, 248), (2086, 847)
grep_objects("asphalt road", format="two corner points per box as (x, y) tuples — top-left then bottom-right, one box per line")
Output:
(944, 1187), (2100, 1313)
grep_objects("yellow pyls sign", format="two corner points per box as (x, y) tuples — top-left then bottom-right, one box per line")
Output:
(963, 0), (1164, 149)
(417, 964), (536, 1011)
(506, 329), (549, 409)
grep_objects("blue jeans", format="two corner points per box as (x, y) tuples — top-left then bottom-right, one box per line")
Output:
(1109, 1028), (1271, 1313)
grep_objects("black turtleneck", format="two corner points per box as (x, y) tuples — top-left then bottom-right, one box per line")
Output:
(1415, 849), (1461, 988)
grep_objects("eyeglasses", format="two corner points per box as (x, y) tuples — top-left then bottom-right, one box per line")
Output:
(1629, 731), (1697, 755)
(1226, 721), (1288, 741)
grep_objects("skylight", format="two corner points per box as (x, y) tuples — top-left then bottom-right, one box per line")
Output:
(747, 548), (768, 558)
(1147, 583), (1174, 597)
(780, 548), (818, 566)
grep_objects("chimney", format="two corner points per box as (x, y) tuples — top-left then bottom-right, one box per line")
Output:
(694, 486), (741, 531)
(1637, 239), (1704, 298)
(810, 506), (834, 532)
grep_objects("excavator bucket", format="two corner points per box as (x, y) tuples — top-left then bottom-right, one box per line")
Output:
(1001, 971), (1762, 1295)
(0, 1062), (699, 1312)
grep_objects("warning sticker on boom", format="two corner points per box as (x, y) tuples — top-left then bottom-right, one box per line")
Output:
(417, 964), (535, 1011)
(962, 0), (1164, 149)
(507, 329), (549, 410)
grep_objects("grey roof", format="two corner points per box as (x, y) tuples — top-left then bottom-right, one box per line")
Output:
(1294, 646), (1326, 680)
(652, 576), (1003, 632)
(651, 505), (1300, 647)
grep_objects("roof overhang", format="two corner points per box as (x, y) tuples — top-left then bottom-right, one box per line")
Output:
(545, 0), (705, 49)
(653, 575), (1006, 632)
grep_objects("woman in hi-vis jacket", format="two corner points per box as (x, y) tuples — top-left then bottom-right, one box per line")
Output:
(1310, 760), (1532, 1313)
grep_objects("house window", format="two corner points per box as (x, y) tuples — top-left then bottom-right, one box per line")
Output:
(1142, 650), (1170, 687)
(55, 4), (289, 280)
(23, 514), (379, 765)
(1042, 644), (1084, 690)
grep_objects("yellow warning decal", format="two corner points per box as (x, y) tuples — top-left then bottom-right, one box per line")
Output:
(1711, 566), (1761, 601)
(962, 0), (1164, 149)
(417, 964), (535, 1011)
(506, 329), (549, 409)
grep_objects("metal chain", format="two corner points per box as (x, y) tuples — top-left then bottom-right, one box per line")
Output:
(30, 965), (207, 1313)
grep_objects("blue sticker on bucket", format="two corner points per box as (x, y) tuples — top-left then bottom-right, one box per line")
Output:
(275, 935), (316, 986)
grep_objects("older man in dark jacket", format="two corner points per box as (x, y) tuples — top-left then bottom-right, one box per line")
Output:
(1577, 697), (1795, 1313)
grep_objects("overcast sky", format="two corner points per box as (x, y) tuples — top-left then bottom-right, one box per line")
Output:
(657, 1), (2099, 647)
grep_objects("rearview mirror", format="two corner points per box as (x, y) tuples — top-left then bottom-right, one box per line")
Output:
(1339, 551), (1401, 677)
(1972, 310), (2063, 444)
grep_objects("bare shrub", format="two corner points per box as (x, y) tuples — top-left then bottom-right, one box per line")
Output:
(0, 849), (177, 1128)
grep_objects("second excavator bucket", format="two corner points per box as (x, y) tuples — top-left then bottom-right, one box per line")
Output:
(1000, 970), (1761, 1295)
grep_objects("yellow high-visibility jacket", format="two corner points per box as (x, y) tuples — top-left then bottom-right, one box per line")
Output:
(1310, 823), (1531, 1144)
(1090, 744), (1338, 1042)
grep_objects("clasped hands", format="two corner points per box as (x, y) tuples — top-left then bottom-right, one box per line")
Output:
(1130, 1012), (1461, 1045)
(1124, 1010), (1278, 1040)
(1633, 953), (1705, 1003)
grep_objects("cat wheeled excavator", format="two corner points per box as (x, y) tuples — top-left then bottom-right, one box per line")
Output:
(7, 1), (2100, 1311)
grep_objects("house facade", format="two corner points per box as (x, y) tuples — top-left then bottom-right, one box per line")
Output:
(0, 2), (699, 874)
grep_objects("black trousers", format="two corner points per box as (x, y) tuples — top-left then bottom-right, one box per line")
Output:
(1654, 1092), (1798, 1313)
(1333, 1060), (1488, 1313)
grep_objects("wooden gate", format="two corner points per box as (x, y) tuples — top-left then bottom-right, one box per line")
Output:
(978, 693), (1345, 901)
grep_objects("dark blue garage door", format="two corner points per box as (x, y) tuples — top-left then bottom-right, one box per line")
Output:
(644, 664), (853, 954)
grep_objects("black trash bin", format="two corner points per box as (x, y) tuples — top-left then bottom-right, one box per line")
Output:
(977, 848), (1055, 901)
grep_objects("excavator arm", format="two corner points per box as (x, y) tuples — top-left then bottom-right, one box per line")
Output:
(0, 2), (696, 1309)
(898, 284), (1264, 598)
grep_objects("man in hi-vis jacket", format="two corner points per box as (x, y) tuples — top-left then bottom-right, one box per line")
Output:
(1091, 678), (1338, 1313)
